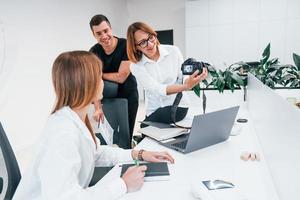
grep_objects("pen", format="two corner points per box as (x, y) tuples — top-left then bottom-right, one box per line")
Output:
(97, 103), (103, 129)
(134, 159), (139, 166)
(97, 117), (100, 128)
(97, 112), (101, 129)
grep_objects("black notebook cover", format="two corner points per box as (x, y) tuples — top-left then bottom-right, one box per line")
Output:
(120, 162), (170, 180)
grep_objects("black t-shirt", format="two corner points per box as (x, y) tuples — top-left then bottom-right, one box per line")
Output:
(90, 37), (137, 96)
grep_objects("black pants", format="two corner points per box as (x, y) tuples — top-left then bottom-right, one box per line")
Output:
(119, 89), (139, 141)
(141, 106), (188, 128)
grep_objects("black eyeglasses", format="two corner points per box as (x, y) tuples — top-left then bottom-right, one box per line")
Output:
(136, 34), (156, 48)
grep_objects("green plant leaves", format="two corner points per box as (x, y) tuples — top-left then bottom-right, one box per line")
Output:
(231, 72), (245, 86)
(192, 84), (201, 97)
(293, 53), (300, 70)
(200, 66), (245, 93)
(191, 44), (300, 99)
(261, 43), (271, 65)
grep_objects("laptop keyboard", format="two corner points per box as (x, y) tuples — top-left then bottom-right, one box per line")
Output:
(171, 139), (188, 149)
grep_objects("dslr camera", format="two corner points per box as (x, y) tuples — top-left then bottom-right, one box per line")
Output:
(181, 58), (207, 75)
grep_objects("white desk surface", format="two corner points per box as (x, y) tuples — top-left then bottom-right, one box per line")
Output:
(103, 109), (279, 200)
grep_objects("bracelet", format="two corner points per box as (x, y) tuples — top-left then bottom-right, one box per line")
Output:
(138, 149), (144, 161)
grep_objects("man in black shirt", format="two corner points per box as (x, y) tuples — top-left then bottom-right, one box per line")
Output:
(89, 14), (139, 146)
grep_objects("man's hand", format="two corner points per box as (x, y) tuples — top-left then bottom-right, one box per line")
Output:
(93, 107), (104, 123)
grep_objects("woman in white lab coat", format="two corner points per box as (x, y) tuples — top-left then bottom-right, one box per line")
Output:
(126, 22), (208, 125)
(13, 51), (174, 200)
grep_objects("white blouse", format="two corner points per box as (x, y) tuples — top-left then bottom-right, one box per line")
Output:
(130, 45), (189, 116)
(13, 106), (133, 200)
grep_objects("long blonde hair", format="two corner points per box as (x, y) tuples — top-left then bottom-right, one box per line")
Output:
(51, 51), (102, 147)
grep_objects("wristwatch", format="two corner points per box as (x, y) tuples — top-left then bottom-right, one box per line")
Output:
(138, 149), (144, 161)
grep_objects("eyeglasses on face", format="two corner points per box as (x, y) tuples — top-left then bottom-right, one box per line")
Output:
(136, 34), (156, 48)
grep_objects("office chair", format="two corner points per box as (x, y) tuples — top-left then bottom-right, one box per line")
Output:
(0, 122), (21, 200)
(96, 80), (131, 149)
(102, 98), (130, 149)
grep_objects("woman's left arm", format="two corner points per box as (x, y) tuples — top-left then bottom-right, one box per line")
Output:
(131, 149), (175, 163)
(94, 145), (133, 167)
(94, 145), (175, 166)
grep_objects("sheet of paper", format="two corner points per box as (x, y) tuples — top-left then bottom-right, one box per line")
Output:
(97, 117), (114, 146)
(88, 104), (114, 146)
(138, 126), (187, 141)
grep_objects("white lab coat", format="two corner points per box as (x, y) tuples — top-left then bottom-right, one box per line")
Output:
(13, 106), (133, 200)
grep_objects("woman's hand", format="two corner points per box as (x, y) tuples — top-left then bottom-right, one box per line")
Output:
(125, 150), (174, 192)
(184, 67), (208, 90)
(122, 165), (147, 192)
(132, 150), (175, 164)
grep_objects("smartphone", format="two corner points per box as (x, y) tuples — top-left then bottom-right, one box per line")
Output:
(202, 180), (235, 190)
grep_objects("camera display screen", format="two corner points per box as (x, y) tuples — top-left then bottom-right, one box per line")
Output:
(181, 58), (207, 75)
(182, 65), (194, 73)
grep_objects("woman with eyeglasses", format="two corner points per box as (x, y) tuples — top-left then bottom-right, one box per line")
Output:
(127, 22), (208, 127)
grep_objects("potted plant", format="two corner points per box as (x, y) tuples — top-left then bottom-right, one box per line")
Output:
(191, 43), (300, 112)
(192, 63), (246, 113)
(237, 43), (300, 89)
(280, 53), (300, 87)
(192, 63), (246, 95)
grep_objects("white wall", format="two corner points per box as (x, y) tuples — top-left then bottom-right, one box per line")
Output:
(126, 0), (186, 56)
(0, 0), (186, 170)
(186, 0), (300, 69)
(0, 0), (128, 156)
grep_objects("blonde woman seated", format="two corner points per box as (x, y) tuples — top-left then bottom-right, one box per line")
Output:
(13, 51), (174, 200)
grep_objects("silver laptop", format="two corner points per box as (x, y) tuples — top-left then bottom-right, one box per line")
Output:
(160, 106), (239, 154)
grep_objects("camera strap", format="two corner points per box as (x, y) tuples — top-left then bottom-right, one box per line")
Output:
(171, 92), (191, 129)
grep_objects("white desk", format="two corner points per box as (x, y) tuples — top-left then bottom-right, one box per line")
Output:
(247, 74), (300, 199)
(103, 109), (279, 200)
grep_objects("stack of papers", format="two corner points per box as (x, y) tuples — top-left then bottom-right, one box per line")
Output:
(138, 126), (188, 141)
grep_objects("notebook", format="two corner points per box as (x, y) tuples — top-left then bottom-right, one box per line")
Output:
(120, 162), (170, 181)
(138, 126), (188, 141)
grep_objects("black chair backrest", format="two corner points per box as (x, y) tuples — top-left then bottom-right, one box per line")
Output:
(103, 80), (118, 98)
(101, 98), (131, 149)
(0, 177), (3, 194)
(0, 122), (21, 200)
